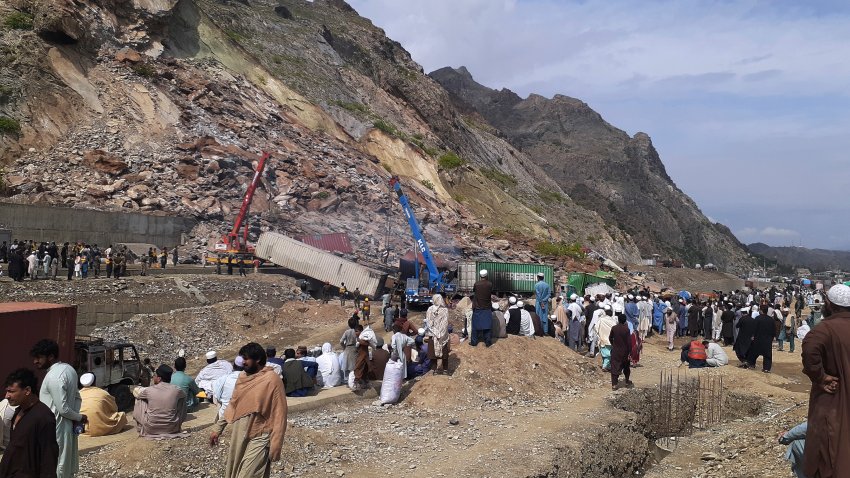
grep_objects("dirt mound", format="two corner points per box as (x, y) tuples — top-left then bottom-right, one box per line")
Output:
(94, 300), (278, 367)
(404, 335), (597, 409)
(277, 301), (356, 328)
(630, 266), (745, 293)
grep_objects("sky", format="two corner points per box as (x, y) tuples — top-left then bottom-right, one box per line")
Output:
(348, 0), (850, 250)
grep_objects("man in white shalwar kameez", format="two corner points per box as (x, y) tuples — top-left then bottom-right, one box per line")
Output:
(196, 351), (234, 394)
(31, 339), (86, 478)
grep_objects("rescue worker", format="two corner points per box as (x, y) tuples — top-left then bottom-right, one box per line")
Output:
(681, 338), (708, 368)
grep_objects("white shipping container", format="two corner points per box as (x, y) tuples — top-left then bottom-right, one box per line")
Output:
(457, 262), (478, 294)
(255, 232), (387, 298)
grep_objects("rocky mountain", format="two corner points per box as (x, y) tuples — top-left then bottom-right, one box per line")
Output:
(430, 66), (751, 270)
(0, 0), (747, 270)
(747, 243), (850, 273)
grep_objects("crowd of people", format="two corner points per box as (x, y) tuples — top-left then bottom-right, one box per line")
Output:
(0, 339), (288, 478)
(1, 264), (847, 477)
(0, 240), (180, 281)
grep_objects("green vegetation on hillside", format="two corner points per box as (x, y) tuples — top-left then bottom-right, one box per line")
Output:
(539, 190), (566, 203)
(481, 167), (517, 187)
(438, 151), (465, 170)
(131, 64), (156, 78)
(535, 240), (585, 259)
(3, 12), (33, 30)
(0, 116), (21, 134)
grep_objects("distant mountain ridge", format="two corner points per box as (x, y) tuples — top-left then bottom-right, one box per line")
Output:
(747, 243), (850, 272)
(429, 66), (751, 270)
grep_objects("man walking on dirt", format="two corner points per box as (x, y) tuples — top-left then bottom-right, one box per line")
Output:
(746, 304), (776, 373)
(210, 342), (287, 478)
(609, 314), (633, 390)
(801, 284), (850, 478)
(470, 269), (494, 347)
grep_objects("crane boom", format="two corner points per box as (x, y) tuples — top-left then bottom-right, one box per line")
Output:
(389, 176), (443, 289)
(223, 151), (270, 253)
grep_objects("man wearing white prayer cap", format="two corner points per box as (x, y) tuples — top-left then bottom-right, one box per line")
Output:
(195, 350), (233, 395)
(505, 296), (522, 336)
(79, 373), (127, 437)
(800, 283), (850, 478)
(492, 302), (507, 339)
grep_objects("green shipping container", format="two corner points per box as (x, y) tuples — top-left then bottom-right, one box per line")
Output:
(458, 261), (554, 296)
(568, 272), (617, 296)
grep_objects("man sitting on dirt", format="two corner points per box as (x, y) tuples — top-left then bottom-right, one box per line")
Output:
(212, 356), (244, 419)
(195, 351), (234, 396)
(393, 309), (418, 336)
(296, 346), (319, 381)
(704, 341), (728, 367)
(132, 364), (187, 438)
(79, 373), (127, 437)
(265, 347), (284, 378)
(680, 339), (708, 368)
(368, 337), (391, 381)
(170, 357), (201, 411)
(504, 296), (522, 335)
(282, 349), (314, 397)
(407, 334), (431, 379)
(517, 301), (535, 337)
(778, 421), (807, 478)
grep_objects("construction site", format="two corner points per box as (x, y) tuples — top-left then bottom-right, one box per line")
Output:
(0, 224), (809, 478)
(0, 141), (807, 478)
(0, 0), (821, 475)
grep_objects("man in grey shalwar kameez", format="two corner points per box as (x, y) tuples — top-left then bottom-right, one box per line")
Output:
(132, 364), (187, 438)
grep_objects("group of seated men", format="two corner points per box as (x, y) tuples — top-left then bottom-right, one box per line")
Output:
(76, 333), (428, 440)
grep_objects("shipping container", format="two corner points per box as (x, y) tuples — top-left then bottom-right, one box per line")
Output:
(457, 261), (554, 296)
(0, 303), (76, 385)
(568, 272), (617, 296)
(255, 232), (388, 298)
(295, 233), (353, 254)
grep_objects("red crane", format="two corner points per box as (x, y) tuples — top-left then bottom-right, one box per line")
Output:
(213, 151), (270, 261)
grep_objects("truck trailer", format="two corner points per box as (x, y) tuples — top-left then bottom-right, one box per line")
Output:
(457, 261), (554, 297)
(255, 232), (388, 299)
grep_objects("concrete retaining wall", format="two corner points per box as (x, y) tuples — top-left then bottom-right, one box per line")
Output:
(75, 299), (194, 333)
(0, 202), (197, 247)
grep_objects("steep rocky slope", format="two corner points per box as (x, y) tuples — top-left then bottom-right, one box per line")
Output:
(1, 0), (749, 270)
(430, 66), (751, 270)
(0, 0), (642, 266)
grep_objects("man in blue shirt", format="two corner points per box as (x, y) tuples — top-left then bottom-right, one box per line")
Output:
(534, 273), (551, 335)
(624, 294), (639, 333)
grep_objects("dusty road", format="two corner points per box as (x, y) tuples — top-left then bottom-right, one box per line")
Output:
(66, 294), (809, 478)
(0, 268), (811, 477)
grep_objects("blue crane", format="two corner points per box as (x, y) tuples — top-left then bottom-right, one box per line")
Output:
(389, 176), (453, 304)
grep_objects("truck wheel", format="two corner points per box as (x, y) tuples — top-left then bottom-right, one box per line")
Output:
(108, 384), (135, 412)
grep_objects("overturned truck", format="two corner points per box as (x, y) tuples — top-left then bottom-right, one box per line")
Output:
(255, 232), (388, 299)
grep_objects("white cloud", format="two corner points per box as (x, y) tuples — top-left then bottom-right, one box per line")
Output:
(347, 0), (850, 249)
(349, 0), (850, 99)
(737, 227), (800, 239)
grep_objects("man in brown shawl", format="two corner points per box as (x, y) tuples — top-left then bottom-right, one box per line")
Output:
(210, 342), (287, 478)
(802, 284), (850, 478)
(425, 294), (450, 374)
